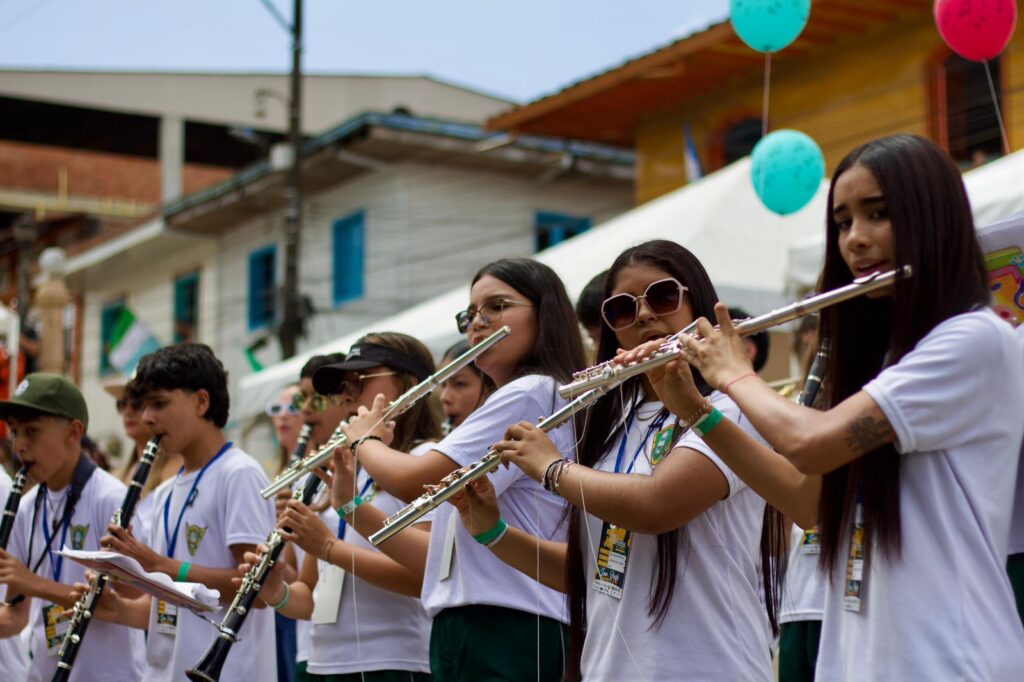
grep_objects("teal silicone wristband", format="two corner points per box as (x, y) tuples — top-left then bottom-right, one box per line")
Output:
(473, 518), (508, 546)
(337, 495), (364, 517)
(269, 582), (290, 610)
(176, 562), (191, 582)
(693, 407), (724, 437)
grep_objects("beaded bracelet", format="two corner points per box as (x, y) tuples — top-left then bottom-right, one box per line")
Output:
(552, 460), (574, 495)
(680, 398), (713, 428)
(542, 459), (563, 493)
(351, 434), (384, 456)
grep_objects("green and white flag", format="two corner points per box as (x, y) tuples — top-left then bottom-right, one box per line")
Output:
(108, 308), (161, 374)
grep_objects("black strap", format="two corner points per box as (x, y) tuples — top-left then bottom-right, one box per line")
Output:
(26, 452), (97, 574)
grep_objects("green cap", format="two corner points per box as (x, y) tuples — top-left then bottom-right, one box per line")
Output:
(0, 373), (89, 429)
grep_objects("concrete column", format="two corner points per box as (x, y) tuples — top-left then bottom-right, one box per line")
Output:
(159, 115), (184, 203)
(35, 248), (69, 375)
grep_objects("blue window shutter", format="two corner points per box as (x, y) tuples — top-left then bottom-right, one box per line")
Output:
(333, 211), (366, 305)
(248, 246), (277, 331)
(534, 211), (592, 252)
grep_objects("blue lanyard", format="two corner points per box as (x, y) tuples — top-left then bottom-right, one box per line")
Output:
(613, 404), (669, 475)
(163, 442), (232, 557)
(338, 476), (376, 538)
(40, 491), (72, 582)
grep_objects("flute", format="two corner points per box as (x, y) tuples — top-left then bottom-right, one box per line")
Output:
(559, 267), (910, 399)
(1, 465), (28, 550)
(370, 384), (608, 546)
(261, 326), (511, 498)
(52, 437), (162, 682)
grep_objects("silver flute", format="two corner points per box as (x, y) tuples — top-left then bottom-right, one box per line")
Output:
(558, 267), (910, 399)
(369, 384), (608, 546)
(260, 326), (511, 499)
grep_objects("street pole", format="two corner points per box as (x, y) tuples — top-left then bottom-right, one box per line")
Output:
(278, 0), (303, 358)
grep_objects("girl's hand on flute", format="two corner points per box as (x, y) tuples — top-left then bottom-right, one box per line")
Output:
(492, 421), (561, 483)
(341, 394), (396, 446)
(677, 303), (753, 389)
(449, 477), (500, 536)
(648, 358), (707, 420)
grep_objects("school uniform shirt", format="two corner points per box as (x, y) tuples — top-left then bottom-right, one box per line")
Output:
(422, 374), (573, 622)
(8, 466), (146, 682)
(816, 309), (1024, 681)
(580, 396), (773, 682)
(1010, 323), (1024, 556)
(144, 445), (276, 682)
(307, 442), (436, 676)
(779, 523), (826, 625)
(0, 467), (29, 682)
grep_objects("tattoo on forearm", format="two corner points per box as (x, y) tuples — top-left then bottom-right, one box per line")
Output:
(844, 410), (893, 455)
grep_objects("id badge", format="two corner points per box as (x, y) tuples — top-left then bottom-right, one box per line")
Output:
(800, 527), (821, 556)
(43, 603), (72, 656)
(155, 600), (178, 636)
(312, 562), (345, 624)
(591, 522), (632, 599)
(438, 512), (457, 582)
(843, 505), (866, 612)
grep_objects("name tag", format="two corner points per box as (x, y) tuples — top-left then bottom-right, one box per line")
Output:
(155, 600), (178, 636)
(843, 505), (866, 612)
(591, 522), (632, 600)
(43, 603), (72, 656)
(312, 562), (345, 624)
(800, 527), (821, 555)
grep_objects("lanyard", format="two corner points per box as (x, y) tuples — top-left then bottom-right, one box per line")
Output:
(39, 490), (72, 582)
(163, 442), (232, 557)
(613, 404), (669, 475)
(337, 476), (377, 538)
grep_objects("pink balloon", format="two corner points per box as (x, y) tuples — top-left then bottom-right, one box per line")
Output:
(934, 0), (1018, 62)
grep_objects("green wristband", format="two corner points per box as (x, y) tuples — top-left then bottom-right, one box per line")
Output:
(693, 407), (724, 438)
(337, 495), (364, 517)
(269, 582), (290, 610)
(473, 518), (508, 546)
(176, 562), (191, 583)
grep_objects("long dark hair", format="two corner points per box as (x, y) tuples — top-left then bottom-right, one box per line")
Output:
(565, 240), (785, 681)
(816, 134), (988, 574)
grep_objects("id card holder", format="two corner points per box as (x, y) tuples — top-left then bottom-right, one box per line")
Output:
(312, 561), (345, 624)
(591, 522), (632, 600)
(438, 512), (457, 582)
(155, 600), (178, 636)
(843, 505), (866, 612)
(43, 603), (72, 656)
(800, 527), (821, 556)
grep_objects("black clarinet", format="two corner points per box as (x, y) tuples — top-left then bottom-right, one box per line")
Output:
(1, 465), (29, 550)
(187, 424), (316, 682)
(52, 437), (162, 682)
(798, 350), (827, 408)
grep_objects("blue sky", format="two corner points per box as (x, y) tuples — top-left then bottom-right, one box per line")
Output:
(0, 0), (730, 102)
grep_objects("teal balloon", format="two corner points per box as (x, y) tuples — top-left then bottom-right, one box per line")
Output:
(750, 130), (824, 216)
(730, 0), (811, 53)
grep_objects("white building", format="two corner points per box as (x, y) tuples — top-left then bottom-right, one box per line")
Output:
(64, 112), (634, 465)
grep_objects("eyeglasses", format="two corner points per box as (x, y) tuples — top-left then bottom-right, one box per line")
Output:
(266, 402), (300, 417)
(601, 278), (688, 331)
(455, 299), (532, 334)
(116, 397), (142, 412)
(336, 371), (399, 398)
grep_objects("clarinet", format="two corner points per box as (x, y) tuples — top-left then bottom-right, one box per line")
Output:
(798, 350), (827, 408)
(186, 423), (315, 682)
(1, 465), (28, 550)
(52, 437), (162, 682)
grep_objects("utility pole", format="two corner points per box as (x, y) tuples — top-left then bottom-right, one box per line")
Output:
(278, 0), (303, 358)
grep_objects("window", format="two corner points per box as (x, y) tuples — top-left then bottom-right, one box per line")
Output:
(100, 298), (126, 375)
(933, 54), (1004, 167)
(534, 211), (592, 252)
(722, 118), (763, 166)
(173, 271), (200, 344)
(248, 245), (277, 331)
(333, 210), (366, 305)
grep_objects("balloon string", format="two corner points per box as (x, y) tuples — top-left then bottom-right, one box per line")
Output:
(762, 52), (772, 139)
(983, 60), (1010, 156)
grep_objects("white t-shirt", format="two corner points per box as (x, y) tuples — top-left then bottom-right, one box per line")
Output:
(0, 467), (29, 682)
(1009, 323), (1024, 555)
(8, 464), (146, 682)
(144, 445), (277, 682)
(779, 523), (826, 624)
(307, 442), (435, 675)
(580, 395), (772, 682)
(817, 310), (1024, 681)
(293, 477), (332, 664)
(422, 374), (574, 621)
(132, 491), (158, 551)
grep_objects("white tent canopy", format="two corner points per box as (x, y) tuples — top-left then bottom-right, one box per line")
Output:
(786, 150), (1024, 293)
(237, 157), (830, 420)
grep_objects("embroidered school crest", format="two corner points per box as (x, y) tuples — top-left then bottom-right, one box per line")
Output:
(185, 523), (207, 556)
(70, 524), (90, 550)
(650, 425), (675, 467)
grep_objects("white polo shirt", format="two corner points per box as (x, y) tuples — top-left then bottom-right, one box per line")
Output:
(0, 466), (29, 681)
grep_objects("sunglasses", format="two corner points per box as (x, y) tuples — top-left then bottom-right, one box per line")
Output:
(266, 402), (300, 417)
(455, 299), (532, 334)
(601, 278), (688, 331)
(116, 397), (142, 412)
(291, 391), (331, 412)
(336, 370), (399, 398)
